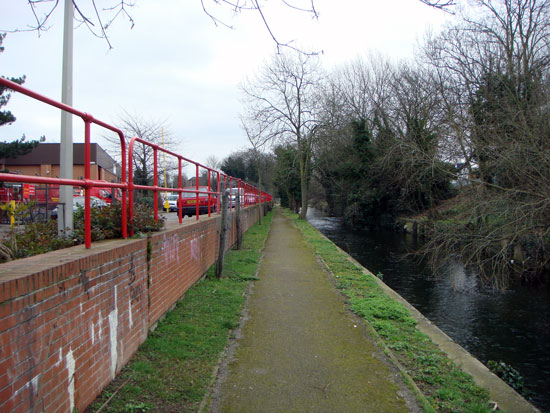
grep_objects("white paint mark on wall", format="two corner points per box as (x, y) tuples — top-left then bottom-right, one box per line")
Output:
(30, 374), (39, 399)
(67, 348), (75, 413)
(98, 309), (103, 342)
(108, 286), (119, 379)
(91, 321), (95, 345)
(128, 298), (133, 328)
(55, 348), (63, 367)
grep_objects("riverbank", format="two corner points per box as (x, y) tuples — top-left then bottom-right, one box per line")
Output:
(287, 209), (539, 412)
(393, 189), (549, 289)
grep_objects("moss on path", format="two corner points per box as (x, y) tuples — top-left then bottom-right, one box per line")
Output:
(211, 210), (420, 412)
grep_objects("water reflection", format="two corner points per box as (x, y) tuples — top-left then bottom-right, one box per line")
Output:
(307, 208), (550, 412)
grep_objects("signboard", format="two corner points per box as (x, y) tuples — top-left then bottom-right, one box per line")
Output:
(23, 184), (35, 199)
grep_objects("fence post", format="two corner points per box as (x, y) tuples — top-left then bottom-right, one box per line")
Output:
(215, 189), (229, 279)
(236, 190), (242, 250)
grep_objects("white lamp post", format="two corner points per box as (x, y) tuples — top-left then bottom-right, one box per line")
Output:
(59, 0), (74, 233)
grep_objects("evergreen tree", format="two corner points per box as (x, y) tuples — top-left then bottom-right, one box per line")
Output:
(0, 136), (40, 160)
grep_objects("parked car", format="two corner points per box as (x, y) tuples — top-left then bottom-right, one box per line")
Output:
(177, 186), (217, 217)
(51, 196), (108, 218)
(230, 187), (244, 207)
(74, 182), (122, 204)
(164, 194), (179, 212)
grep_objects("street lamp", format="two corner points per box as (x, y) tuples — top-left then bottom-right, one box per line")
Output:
(59, 0), (74, 234)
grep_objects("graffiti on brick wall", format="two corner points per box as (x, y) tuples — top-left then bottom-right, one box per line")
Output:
(128, 254), (142, 304)
(190, 235), (204, 263)
(163, 234), (180, 266)
(7, 304), (73, 412)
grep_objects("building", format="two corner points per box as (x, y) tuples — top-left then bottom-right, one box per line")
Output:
(0, 143), (121, 182)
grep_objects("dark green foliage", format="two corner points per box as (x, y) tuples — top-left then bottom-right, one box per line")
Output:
(221, 152), (248, 180)
(487, 360), (525, 394)
(273, 144), (301, 210)
(136, 196), (154, 208)
(128, 203), (165, 234)
(316, 118), (398, 226)
(11, 220), (75, 258)
(0, 137), (40, 159)
(73, 202), (164, 242)
(220, 149), (275, 190)
(316, 117), (454, 228)
(0, 203), (164, 262)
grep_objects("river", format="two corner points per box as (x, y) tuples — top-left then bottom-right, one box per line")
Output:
(307, 208), (550, 412)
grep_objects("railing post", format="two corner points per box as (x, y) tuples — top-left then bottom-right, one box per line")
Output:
(195, 164), (200, 219)
(215, 189), (230, 279)
(153, 147), (158, 222)
(236, 181), (242, 250)
(178, 157), (183, 224)
(118, 132), (127, 240)
(128, 138), (135, 237)
(208, 169), (212, 217)
(216, 172), (221, 214)
(84, 117), (92, 248)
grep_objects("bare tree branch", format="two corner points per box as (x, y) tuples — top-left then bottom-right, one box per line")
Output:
(1, 0), (135, 48)
(420, 0), (457, 12)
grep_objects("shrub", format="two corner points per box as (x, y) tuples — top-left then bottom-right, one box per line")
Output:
(487, 360), (525, 394)
(0, 202), (164, 263)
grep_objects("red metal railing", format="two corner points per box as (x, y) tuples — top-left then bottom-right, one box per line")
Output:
(0, 77), (128, 248)
(127, 136), (271, 234)
(0, 77), (271, 248)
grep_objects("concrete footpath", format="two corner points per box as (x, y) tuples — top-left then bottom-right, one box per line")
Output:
(210, 210), (420, 412)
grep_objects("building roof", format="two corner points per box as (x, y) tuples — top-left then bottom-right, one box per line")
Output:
(1, 143), (120, 176)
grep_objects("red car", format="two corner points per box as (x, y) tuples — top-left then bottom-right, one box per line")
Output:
(177, 186), (217, 216)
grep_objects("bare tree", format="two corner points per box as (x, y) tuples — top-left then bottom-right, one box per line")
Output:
(104, 111), (180, 189)
(240, 51), (323, 219)
(241, 115), (272, 223)
(205, 155), (221, 170)
(419, 0), (550, 287)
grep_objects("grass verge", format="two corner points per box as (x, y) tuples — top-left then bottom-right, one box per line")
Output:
(86, 210), (273, 413)
(282, 209), (492, 413)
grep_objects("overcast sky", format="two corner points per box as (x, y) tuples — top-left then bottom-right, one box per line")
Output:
(0, 0), (452, 174)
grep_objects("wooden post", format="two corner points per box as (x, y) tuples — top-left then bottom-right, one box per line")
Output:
(236, 189), (242, 250)
(215, 189), (229, 279)
(258, 195), (263, 225)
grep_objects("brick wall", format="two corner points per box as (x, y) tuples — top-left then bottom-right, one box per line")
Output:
(0, 205), (263, 412)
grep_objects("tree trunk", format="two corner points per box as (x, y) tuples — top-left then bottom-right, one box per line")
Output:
(215, 190), (229, 279)
(298, 143), (311, 220)
(299, 174), (308, 220)
(257, 168), (263, 225)
(235, 189), (242, 250)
